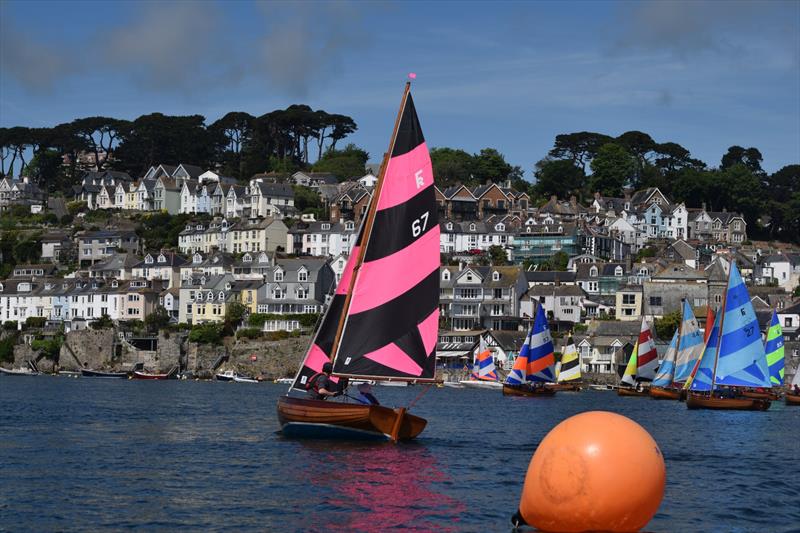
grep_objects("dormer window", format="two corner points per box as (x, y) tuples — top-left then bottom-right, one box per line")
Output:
(590, 266), (598, 277)
(219, 291), (225, 300)
(469, 223), (476, 232)
(196, 224), (203, 230)
(243, 253), (252, 263)
(345, 221), (354, 230)
(496, 223), (504, 231)
(321, 223), (331, 230)
(225, 283), (231, 291)
(197, 292), (204, 301)
(492, 271), (500, 281)
(442, 270), (450, 281)
(526, 226), (531, 233)
(615, 266), (623, 277)
(273, 288), (283, 300)
(157, 254), (166, 263)
(111, 280), (118, 288)
(275, 270), (284, 282)
(446, 222), (453, 230)
(193, 254), (202, 264)
(145, 255), (154, 264)
(298, 268), (308, 282)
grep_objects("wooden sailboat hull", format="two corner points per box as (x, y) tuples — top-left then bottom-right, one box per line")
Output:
(502, 384), (556, 397)
(740, 390), (780, 401)
(132, 369), (177, 380)
(276, 396), (427, 441)
(785, 393), (800, 406)
(617, 387), (649, 397)
(649, 386), (682, 400)
(81, 369), (128, 378)
(546, 382), (582, 392)
(0, 367), (38, 376)
(686, 393), (771, 411)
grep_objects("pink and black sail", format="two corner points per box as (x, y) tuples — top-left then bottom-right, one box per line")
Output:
(332, 91), (440, 381)
(290, 226), (364, 391)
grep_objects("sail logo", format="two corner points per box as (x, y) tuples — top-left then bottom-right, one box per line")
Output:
(415, 169), (425, 189)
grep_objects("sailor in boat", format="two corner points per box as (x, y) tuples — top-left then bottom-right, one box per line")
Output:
(306, 362), (347, 400)
(355, 383), (380, 405)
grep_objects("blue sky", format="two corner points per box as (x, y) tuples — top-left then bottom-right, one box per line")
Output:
(1, 0), (798, 176)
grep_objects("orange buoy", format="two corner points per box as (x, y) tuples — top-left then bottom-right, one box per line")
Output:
(514, 411), (665, 532)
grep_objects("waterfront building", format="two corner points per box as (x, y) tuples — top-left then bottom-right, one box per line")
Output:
(286, 220), (358, 256)
(438, 218), (515, 256)
(131, 251), (188, 288)
(256, 258), (334, 331)
(439, 265), (526, 331)
(512, 223), (579, 263)
(75, 230), (139, 267)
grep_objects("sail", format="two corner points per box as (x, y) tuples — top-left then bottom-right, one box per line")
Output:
(506, 329), (532, 385)
(471, 349), (498, 381)
(673, 301), (706, 383)
(526, 303), (556, 383)
(792, 367), (800, 387)
(636, 318), (658, 381)
(331, 88), (440, 381)
(652, 330), (678, 387)
(703, 307), (715, 343)
(689, 312), (721, 392)
(764, 310), (784, 386)
(715, 262), (771, 388)
(290, 227), (363, 391)
(621, 341), (638, 387)
(557, 339), (581, 382)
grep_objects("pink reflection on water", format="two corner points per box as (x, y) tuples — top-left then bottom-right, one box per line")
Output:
(305, 442), (465, 531)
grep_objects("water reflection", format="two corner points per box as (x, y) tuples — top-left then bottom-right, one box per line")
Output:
(297, 441), (466, 531)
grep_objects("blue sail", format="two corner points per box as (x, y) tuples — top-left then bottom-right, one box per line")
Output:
(652, 330), (678, 387)
(690, 313), (721, 392)
(527, 304), (556, 383)
(764, 310), (785, 386)
(673, 300), (705, 382)
(715, 263), (771, 388)
(506, 327), (532, 385)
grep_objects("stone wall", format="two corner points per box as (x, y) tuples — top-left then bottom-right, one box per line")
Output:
(185, 334), (310, 379)
(59, 328), (118, 371)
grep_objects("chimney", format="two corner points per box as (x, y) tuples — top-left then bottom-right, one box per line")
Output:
(569, 195), (577, 207)
(701, 202), (706, 212)
(459, 261), (464, 272)
(722, 207), (727, 213)
(623, 190), (631, 201)
(594, 191), (601, 200)
(550, 195), (557, 203)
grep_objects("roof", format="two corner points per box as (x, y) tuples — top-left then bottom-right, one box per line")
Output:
(524, 271), (577, 284)
(256, 182), (294, 198)
(651, 263), (706, 281)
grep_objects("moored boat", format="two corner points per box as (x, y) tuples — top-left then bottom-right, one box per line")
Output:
(460, 337), (502, 389)
(132, 367), (178, 380)
(81, 368), (128, 378)
(686, 392), (770, 411)
(618, 387), (649, 397)
(0, 366), (38, 376)
(550, 337), (582, 391)
(233, 374), (259, 383)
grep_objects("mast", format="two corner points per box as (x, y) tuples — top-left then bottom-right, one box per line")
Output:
(710, 260), (733, 392)
(328, 83), (411, 371)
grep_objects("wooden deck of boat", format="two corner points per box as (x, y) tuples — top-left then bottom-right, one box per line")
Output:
(617, 387), (649, 397)
(276, 396), (426, 441)
(686, 393), (771, 411)
(649, 386), (682, 400)
(502, 384), (556, 397)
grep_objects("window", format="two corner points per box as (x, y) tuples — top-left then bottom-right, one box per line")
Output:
(786, 317), (793, 328)
(715, 294), (722, 304)
(298, 270), (308, 282)
(622, 294), (635, 305)
(275, 270), (284, 282)
(649, 296), (662, 306)
(492, 271), (500, 281)
(588, 281), (598, 292)
(442, 270), (450, 281)
(494, 288), (502, 299)
(589, 266), (598, 277)
(297, 288), (308, 299)
(273, 288), (284, 300)
(623, 308), (633, 316)
(304, 305), (316, 313)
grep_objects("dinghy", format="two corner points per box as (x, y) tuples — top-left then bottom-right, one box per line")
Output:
(502, 302), (557, 397)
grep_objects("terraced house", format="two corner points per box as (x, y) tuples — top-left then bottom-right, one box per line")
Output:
(257, 258), (334, 331)
(439, 265), (527, 331)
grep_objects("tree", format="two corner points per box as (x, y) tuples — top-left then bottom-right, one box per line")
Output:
(24, 149), (65, 188)
(616, 131), (656, 187)
(312, 144), (368, 180)
(589, 143), (635, 197)
(224, 302), (247, 327)
(654, 311), (681, 340)
(144, 306), (171, 332)
(472, 148), (515, 183)
(716, 164), (764, 227)
(548, 132), (613, 171)
(71, 117), (129, 171)
(762, 164), (800, 241)
(430, 147), (475, 186)
(293, 185), (324, 218)
(534, 159), (585, 199)
(209, 112), (254, 180)
(90, 314), (114, 330)
(721, 145), (763, 173)
(487, 245), (508, 265)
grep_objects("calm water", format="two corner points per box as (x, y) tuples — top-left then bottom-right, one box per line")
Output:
(1, 378), (799, 532)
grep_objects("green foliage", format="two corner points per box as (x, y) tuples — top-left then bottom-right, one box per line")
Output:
(793, 285), (800, 297)
(548, 131), (614, 171)
(265, 330), (291, 341)
(31, 336), (62, 359)
(0, 231), (42, 274)
(224, 302), (247, 326)
(534, 159), (585, 199)
(25, 317), (46, 329)
(188, 322), (224, 344)
(90, 314), (114, 330)
(537, 251), (569, 271)
(312, 143), (368, 180)
(3, 321), (17, 331)
(144, 306), (170, 332)
(635, 246), (657, 262)
(236, 328), (263, 340)
(292, 185), (325, 219)
(589, 143), (635, 196)
(430, 146), (520, 188)
(138, 212), (207, 249)
(247, 312), (319, 329)
(0, 334), (17, 363)
(67, 200), (87, 215)
(654, 311), (681, 340)
(573, 324), (588, 333)
(488, 245), (508, 266)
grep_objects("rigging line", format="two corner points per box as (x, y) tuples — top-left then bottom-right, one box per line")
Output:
(407, 383), (434, 411)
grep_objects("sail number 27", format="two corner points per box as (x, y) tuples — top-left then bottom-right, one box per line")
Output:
(412, 211), (430, 237)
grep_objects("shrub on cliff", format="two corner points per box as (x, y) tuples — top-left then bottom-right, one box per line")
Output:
(25, 317), (47, 329)
(236, 328), (262, 340)
(90, 314), (114, 330)
(0, 334), (16, 363)
(188, 323), (224, 344)
(265, 330), (291, 341)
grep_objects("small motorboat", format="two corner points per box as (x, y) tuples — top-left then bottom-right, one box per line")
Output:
(459, 380), (503, 389)
(0, 367), (39, 376)
(132, 368), (178, 380)
(216, 370), (235, 381)
(589, 384), (617, 391)
(56, 370), (81, 378)
(233, 374), (259, 384)
(617, 386), (649, 397)
(274, 377), (295, 384)
(81, 368), (129, 378)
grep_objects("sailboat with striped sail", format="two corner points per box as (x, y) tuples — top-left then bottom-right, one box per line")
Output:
(276, 82), (440, 441)
(765, 310), (785, 387)
(503, 302), (556, 397)
(460, 337), (503, 389)
(618, 317), (657, 396)
(548, 337), (582, 391)
(686, 262), (772, 410)
(649, 330), (679, 399)
(785, 366), (800, 406)
(651, 300), (705, 399)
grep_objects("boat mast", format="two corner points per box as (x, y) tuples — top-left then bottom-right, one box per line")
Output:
(328, 82), (412, 370)
(710, 260), (733, 392)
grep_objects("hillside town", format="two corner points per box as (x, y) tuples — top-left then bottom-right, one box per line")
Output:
(2, 160), (799, 379)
